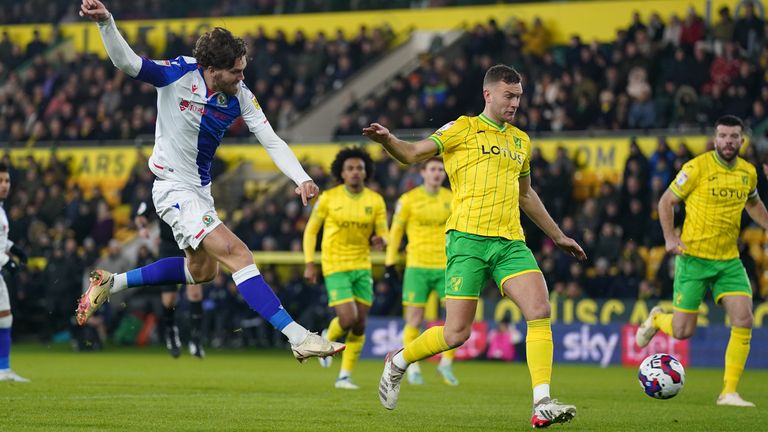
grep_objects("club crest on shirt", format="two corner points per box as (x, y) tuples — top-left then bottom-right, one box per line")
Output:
(216, 94), (228, 107)
(365, 206), (373, 215)
(742, 175), (749, 185)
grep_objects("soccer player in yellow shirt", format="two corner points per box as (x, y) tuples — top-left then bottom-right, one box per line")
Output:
(636, 115), (767, 407)
(364, 65), (586, 428)
(385, 157), (458, 386)
(303, 147), (388, 389)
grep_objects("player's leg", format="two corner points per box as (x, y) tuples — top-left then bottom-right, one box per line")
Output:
(326, 272), (356, 341)
(714, 259), (754, 407)
(186, 284), (205, 358)
(402, 267), (429, 384)
(203, 224), (344, 360)
(336, 270), (373, 389)
(0, 278), (28, 382)
(636, 255), (708, 347)
(336, 301), (369, 390)
(76, 183), (216, 325)
(403, 304), (425, 384)
(496, 239), (574, 428)
(432, 269), (459, 386)
(160, 288), (181, 358)
(379, 232), (486, 409)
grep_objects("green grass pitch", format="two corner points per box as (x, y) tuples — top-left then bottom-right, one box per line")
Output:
(2, 344), (766, 431)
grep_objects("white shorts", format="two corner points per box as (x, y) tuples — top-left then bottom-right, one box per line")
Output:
(0, 277), (8, 311)
(152, 179), (223, 250)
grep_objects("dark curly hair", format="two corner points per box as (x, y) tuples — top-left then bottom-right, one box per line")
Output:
(330, 146), (374, 183)
(193, 27), (247, 69)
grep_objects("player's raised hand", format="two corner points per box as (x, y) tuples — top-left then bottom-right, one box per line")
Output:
(664, 236), (687, 255)
(295, 180), (319, 206)
(79, 0), (110, 22)
(554, 236), (587, 261)
(362, 123), (391, 145)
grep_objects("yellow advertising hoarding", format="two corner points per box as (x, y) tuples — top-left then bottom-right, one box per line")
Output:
(1, 0), (741, 56)
(5, 134), (715, 202)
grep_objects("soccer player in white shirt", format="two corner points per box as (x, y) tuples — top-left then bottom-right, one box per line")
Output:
(76, 0), (344, 362)
(0, 163), (30, 382)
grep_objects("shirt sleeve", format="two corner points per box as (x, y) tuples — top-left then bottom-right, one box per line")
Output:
(385, 196), (409, 266)
(429, 116), (470, 155)
(748, 165), (759, 200)
(520, 134), (532, 178)
(96, 14), (142, 77)
(238, 84), (312, 186)
(302, 194), (328, 264)
(669, 160), (700, 200)
(134, 56), (196, 87)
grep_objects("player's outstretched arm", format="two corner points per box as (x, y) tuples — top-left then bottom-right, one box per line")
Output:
(80, 0), (142, 77)
(363, 123), (437, 164)
(518, 175), (586, 260)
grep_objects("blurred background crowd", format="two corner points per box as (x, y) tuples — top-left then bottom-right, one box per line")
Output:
(0, 2), (767, 350)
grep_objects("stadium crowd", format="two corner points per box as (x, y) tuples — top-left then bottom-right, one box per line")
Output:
(0, 23), (394, 145)
(4, 134), (767, 348)
(0, 4), (767, 350)
(335, 4), (768, 138)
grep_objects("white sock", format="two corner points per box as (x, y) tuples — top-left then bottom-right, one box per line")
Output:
(111, 273), (128, 294)
(283, 321), (309, 345)
(533, 384), (551, 404)
(338, 369), (352, 380)
(393, 351), (408, 370)
(439, 356), (453, 368)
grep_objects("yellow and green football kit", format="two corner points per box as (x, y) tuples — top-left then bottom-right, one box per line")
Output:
(668, 151), (757, 311)
(661, 150), (757, 398)
(402, 114), (550, 394)
(303, 185), (388, 306)
(385, 186), (452, 306)
(428, 114), (541, 299)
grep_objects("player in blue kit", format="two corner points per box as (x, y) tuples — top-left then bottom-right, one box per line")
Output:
(76, 0), (343, 362)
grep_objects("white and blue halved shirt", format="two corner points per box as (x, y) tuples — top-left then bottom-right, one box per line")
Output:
(97, 15), (311, 188)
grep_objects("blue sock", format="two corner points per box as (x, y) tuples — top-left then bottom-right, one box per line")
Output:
(232, 265), (294, 330)
(0, 328), (10, 370)
(238, 276), (294, 329)
(125, 257), (187, 288)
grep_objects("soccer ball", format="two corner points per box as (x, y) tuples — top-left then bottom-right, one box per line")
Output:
(638, 353), (685, 399)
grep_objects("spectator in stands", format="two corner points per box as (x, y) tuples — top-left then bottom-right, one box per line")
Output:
(733, 1), (765, 58)
(712, 6), (735, 54)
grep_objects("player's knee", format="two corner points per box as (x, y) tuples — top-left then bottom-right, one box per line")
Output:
(672, 325), (694, 340)
(444, 326), (471, 347)
(338, 314), (356, 330)
(189, 262), (217, 283)
(524, 303), (551, 321)
(731, 315), (753, 329)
